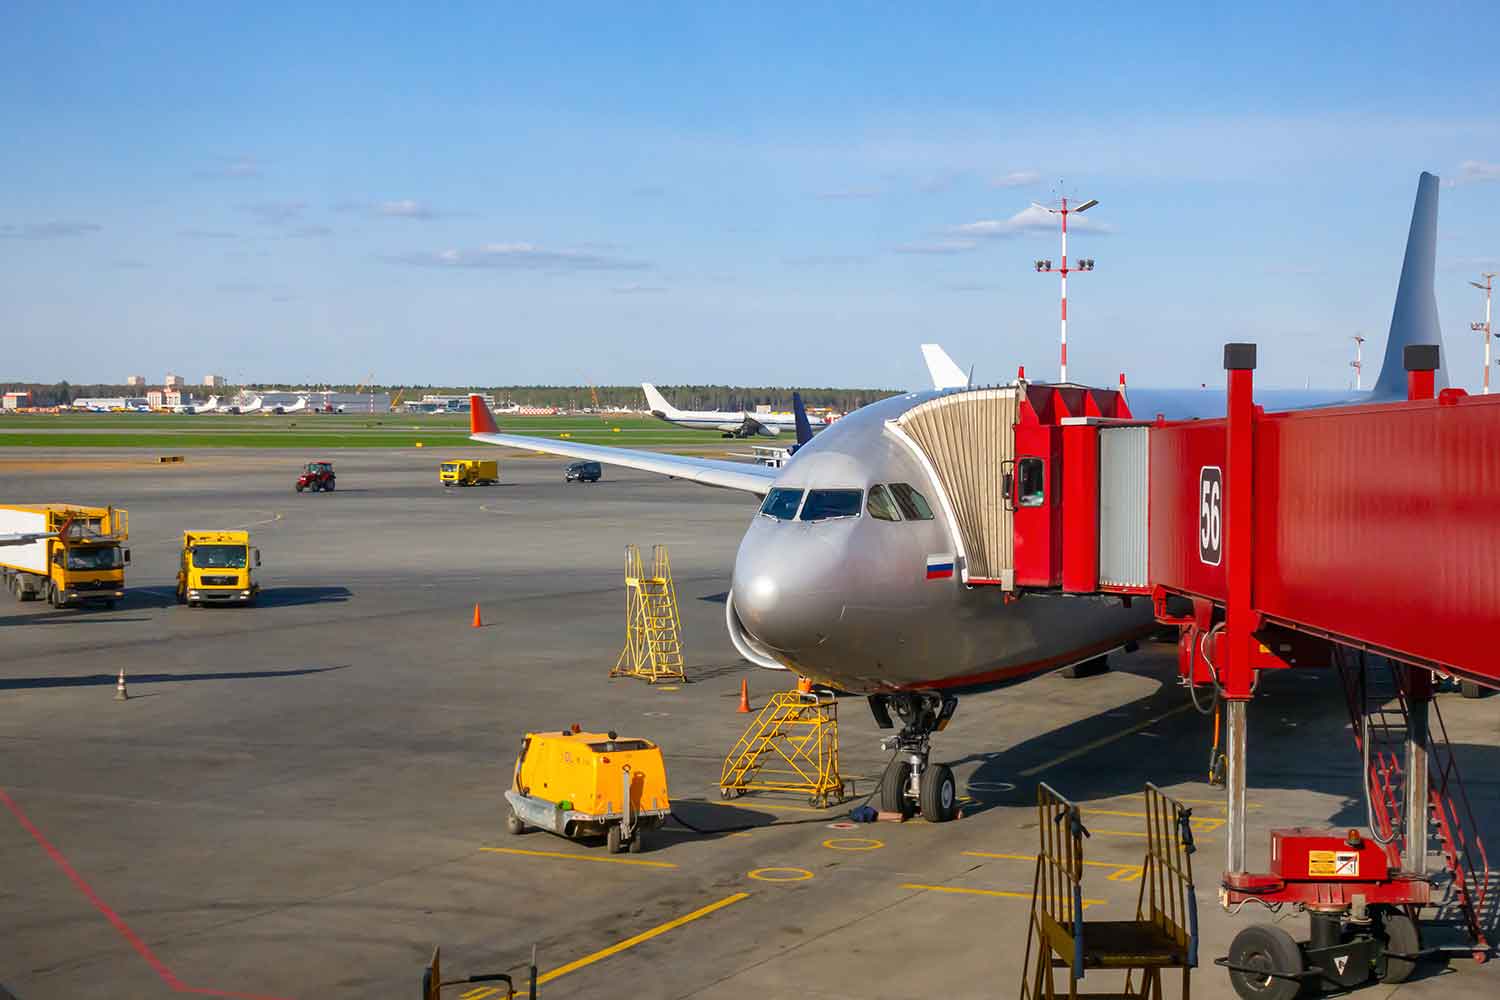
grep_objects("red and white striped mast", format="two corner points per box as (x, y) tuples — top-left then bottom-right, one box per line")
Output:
(1034, 196), (1097, 382)
(1471, 273), (1496, 395)
(1350, 333), (1365, 390)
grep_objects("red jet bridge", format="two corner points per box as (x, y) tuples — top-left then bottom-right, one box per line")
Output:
(994, 344), (1496, 994)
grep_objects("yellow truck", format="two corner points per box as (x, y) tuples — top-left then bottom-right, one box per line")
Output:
(176, 530), (261, 607)
(0, 504), (130, 608)
(505, 728), (671, 854)
(439, 458), (499, 487)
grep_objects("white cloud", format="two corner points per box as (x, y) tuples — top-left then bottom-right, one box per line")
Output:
(396, 243), (648, 271)
(376, 199), (436, 219)
(990, 170), (1041, 188)
(0, 221), (102, 240)
(1457, 160), (1500, 184)
(950, 203), (1113, 239)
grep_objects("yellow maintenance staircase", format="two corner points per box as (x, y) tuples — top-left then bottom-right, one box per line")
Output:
(611, 543), (686, 684)
(719, 688), (845, 807)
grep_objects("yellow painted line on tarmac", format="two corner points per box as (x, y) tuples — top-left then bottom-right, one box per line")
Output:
(479, 846), (676, 869)
(902, 883), (1106, 908)
(1018, 703), (1194, 777)
(459, 892), (751, 998)
(534, 892), (749, 987)
(1086, 809), (1226, 832)
(963, 851), (1143, 882)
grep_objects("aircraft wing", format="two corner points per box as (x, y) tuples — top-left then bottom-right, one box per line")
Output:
(467, 395), (776, 495)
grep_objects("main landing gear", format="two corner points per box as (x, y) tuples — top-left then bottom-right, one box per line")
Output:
(869, 692), (959, 823)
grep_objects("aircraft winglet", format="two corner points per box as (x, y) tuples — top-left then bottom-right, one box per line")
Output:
(469, 395), (499, 435)
(792, 391), (814, 446)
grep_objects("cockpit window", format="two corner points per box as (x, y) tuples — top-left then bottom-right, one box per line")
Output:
(867, 485), (900, 522)
(889, 483), (934, 521)
(800, 489), (863, 521)
(759, 487), (804, 520)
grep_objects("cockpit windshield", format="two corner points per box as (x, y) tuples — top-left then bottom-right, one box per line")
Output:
(889, 483), (934, 520)
(759, 488), (804, 520)
(799, 489), (862, 521)
(192, 545), (248, 569)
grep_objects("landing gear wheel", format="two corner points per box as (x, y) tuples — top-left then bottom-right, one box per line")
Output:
(1378, 910), (1421, 984)
(919, 763), (957, 823)
(1061, 655), (1110, 679)
(607, 824), (625, 854)
(506, 810), (526, 835)
(880, 761), (914, 818)
(628, 831), (645, 854)
(1227, 924), (1304, 1000)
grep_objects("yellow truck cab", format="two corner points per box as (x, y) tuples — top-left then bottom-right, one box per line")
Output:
(439, 458), (499, 487)
(0, 504), (130, 608)
(505, 728), (671, 854)
(177, 530), (260, 607)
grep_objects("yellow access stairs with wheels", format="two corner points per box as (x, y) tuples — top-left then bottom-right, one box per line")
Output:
(719, 688), (845, 807)
(612, 543), (686, 683)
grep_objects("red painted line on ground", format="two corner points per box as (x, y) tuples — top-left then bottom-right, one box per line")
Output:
(0, 787), (292, 1000)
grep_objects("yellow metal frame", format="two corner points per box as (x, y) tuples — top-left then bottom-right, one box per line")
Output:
(611, 544), (686, 683)
(719, 689), (845, 806)
(1020, 783), (1197, 1000)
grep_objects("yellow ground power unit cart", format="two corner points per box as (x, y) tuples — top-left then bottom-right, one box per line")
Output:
(504, 728), (671, 854)
(439, 459), (499, 487)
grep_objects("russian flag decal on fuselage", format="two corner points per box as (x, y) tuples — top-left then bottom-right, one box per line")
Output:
(926, 554), (955, 580)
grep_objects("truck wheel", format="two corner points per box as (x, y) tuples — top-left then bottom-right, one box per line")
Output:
(104, 600), (116, 610)
(607, 824), (625, 854)
(628, 830), (646, 854)
(296, 484), (304, 493)
(506, 810), (527, 835)
(1378, 910), (1421, 983)
(325, 480), (335, 492)
(1227, 924), (1303, 1000)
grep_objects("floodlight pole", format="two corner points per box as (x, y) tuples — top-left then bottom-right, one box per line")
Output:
(1472, 273), (1496, 394)
(1350, 333), (1365, 390)
(1034, 197), (1097, 383)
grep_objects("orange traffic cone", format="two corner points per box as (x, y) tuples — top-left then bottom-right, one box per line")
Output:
(115, 667), (129, 701)
(737, 678), (751, 713)
(471, 603), (483, 628)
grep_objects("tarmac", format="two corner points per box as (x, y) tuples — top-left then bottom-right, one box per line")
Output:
(1, 449), (1496, 999)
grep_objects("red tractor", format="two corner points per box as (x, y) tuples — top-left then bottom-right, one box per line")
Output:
(295, 461), (336, 493)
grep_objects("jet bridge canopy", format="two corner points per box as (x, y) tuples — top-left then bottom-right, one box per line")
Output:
(889, 384), (1133, 589)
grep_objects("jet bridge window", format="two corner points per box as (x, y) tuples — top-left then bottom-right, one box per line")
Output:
(1018, 457), (1046, 507)
(759, 487), (804, 520)
(889, 483), (934, 521)
(867, 484), (901, 521)
(800, 489), (863, 521)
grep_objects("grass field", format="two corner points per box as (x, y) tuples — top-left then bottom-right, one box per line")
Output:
(0, 413), (725, 449)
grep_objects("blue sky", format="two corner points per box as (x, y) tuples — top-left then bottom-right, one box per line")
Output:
(2, 3), (1497, 391)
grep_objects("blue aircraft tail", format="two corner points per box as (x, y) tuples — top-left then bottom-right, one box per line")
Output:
(791, 391), (814, 446)
(1372, 172), (1447, 398)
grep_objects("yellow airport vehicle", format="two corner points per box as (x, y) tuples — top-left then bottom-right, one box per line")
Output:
(176, 530), (261, 607)
(439, 458), (499, 487)
(0, 504), (130, 608)
(505, 728), (671, 854)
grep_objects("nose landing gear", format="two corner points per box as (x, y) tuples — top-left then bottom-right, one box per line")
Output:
(870, 692), (959, 823)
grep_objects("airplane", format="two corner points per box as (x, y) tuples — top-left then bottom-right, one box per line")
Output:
(468, 172), (1448, 823)
(271, 396), (309, 415)
(642, 383), (834, 438)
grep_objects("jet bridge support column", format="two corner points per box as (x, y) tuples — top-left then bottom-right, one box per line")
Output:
(1222, 343), (1258, 877)
(1401, 344), (1439, 876)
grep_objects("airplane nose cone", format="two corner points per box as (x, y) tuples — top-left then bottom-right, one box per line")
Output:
(731, 528), (842, 652)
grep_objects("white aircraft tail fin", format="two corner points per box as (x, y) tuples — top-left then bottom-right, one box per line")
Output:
(642, 383), (681, 417)
(921, 344), (971, 390)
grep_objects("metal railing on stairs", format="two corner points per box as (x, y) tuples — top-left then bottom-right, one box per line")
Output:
(719, 689), (845, 807)
(611, 543), (686, 684)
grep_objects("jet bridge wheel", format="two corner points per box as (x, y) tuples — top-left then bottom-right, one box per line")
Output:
(1226, 924), (1303, 1000)
(1376, 909), (1420, 983)
(880, 761), (914, 818)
